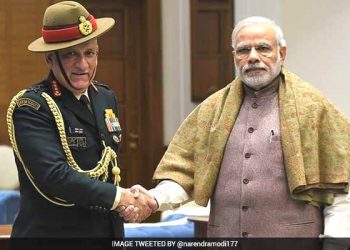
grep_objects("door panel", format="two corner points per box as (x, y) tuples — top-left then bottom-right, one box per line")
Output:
(191, 0), (234, 102)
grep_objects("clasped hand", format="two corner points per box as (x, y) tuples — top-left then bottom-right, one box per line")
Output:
(116, 185), (158, 223)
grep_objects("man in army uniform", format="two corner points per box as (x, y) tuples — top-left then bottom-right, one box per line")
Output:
(7, 1), (156, 238)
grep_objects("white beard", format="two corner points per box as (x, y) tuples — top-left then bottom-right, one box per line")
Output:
(236, 56), (283, 90)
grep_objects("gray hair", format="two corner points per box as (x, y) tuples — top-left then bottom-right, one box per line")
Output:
(231, 16), (286, 49)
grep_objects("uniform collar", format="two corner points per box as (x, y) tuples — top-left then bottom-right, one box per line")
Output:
(74, 89), (90, 101)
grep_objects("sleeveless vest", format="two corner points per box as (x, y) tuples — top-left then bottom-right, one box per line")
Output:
(208, 86), (322, 238)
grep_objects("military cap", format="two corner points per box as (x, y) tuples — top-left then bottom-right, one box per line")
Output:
(28, 1), (115, 52)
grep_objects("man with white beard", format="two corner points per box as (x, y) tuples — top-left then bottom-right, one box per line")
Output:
(122, 16), (350, 250)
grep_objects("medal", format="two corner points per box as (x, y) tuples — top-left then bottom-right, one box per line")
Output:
(104, 109), (121, 133)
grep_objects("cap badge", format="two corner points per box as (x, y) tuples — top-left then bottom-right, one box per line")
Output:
(78, 16), (93, 36)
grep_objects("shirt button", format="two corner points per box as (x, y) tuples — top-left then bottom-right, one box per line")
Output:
(242, 206), (249, 211)
(242, 232), (249, 238)
(248, 127), (254, 133)
(252, 103), (258, 109)
(245, 153), (251, 159)
(243, 178), (249, 184)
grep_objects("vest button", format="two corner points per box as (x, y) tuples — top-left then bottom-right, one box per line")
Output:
(248, 127), (254, 133)
(245, 153), (251, 158)
(252, 103), (258, 109)
(243, 179), (249, 184)
(242, 206), (249, 211)
(242, 232), (249, 238)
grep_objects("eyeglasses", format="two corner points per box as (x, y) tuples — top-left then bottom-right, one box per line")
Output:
(234, 42), (276, 59)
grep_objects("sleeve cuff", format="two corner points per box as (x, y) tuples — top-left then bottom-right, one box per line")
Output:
(111, 186), (123, 210)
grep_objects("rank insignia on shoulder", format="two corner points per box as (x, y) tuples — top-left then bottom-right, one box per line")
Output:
(104, 109), (122, 133)
(16, 98), (40, 110)
(50, 80), (62, 97)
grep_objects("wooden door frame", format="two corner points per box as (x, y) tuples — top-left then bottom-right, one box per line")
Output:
(138, 0), (164, 188)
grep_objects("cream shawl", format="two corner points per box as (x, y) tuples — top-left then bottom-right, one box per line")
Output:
(153, 68), (350, 207)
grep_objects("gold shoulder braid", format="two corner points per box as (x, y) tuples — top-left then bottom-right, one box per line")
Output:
(7, 90), (121, 207)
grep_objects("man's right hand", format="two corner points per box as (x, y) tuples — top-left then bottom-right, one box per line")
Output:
(116, 185), (158, 223)
(116, 188), (140, 222)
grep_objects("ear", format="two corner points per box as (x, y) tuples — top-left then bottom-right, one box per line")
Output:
(45, 53), (53, 67)
(232, 51), (237, 63)
(279, 46), (287, 63)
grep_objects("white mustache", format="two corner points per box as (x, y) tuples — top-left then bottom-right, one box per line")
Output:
(243, 63), (268, 72)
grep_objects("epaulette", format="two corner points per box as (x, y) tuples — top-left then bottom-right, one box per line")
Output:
(27, 82), (49, 94)
(15, 82), (48, 110)
(92, 80), (111, 90)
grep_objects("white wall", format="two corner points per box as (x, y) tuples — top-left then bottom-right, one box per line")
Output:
(281, 0), (350, 120)
(235, 0), (281, 25)
(235, 0), (350, 120)
(162, 0), (350, 144)
(161, 0), (196, 145)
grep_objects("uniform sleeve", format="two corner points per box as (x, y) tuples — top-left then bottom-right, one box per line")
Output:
(12, 95), (117, 209)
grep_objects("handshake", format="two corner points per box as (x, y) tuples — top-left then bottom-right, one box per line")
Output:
(116, 185), (158, 223)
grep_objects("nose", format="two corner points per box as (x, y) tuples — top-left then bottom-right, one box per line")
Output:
(247, 47), (260, 63)
(75, 55), (89, 68)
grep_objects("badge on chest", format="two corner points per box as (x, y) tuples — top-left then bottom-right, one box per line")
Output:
(104, 109), (122, 143)
(67, 127), (87, 148)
